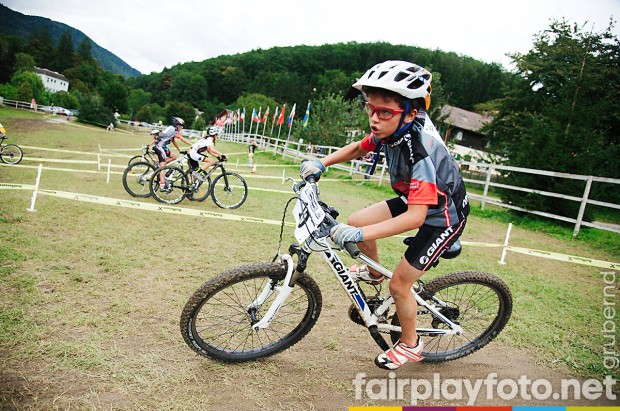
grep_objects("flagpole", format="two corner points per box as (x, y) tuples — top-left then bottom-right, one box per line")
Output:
(262, 106), (269, 135)
(270, 106), (278, 136)
(242, 107), (246, 138)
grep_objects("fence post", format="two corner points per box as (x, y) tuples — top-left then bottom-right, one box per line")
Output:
(481, 164), (493, 210)
(378, 163), (386, 187)
(27, 164), (43, 212)
(106, 159), (112, 183)
(498, 223), (513, 264)
(573, 175), (593, 238)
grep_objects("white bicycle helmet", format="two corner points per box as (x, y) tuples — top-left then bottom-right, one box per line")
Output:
(205, 126), (219, 137)
(353, 60), (432, 109)
(149, 129), (161, 136)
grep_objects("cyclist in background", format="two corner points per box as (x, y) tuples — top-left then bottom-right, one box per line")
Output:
(188, 126), (227, 182)
(154, 117), (192, 190)
(300, 60), (469, 370)
(0, 123), (6, 139)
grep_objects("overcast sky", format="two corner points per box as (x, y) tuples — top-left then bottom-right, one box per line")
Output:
(3, 0), (619, 75)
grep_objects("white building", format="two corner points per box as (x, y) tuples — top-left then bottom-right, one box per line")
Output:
(35, 67), (69, 93)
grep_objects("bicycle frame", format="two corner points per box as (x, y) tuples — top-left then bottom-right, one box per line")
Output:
(249, 181), (463, 343)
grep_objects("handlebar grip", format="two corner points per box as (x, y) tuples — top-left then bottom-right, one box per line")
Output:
(344, 242), (361, 258)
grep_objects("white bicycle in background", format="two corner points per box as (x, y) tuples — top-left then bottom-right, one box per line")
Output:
(180, 178), (512, 364)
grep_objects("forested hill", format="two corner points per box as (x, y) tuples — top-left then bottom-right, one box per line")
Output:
(0, 4), (140, 78)
(130, 42), (513, 111)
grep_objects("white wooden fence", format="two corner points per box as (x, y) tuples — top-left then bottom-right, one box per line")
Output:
(221, 129), (620, 238)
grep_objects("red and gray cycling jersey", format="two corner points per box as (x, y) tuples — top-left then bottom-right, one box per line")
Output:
(154, 126), (178, 148)
(360, 113), (469, 227)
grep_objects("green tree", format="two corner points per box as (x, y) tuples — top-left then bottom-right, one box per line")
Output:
(25, 26), (54, 69)
(77, 92), (113, 126)
(164, 101), (195, 125)
(101, 79), (128, 114)
(0, 34), (23, 83)
(76, 37), (93, 64)
(127, 88), (152, 117)
(55, 30), (75, 72)
(13, 53), (36, 73)
(485, 19), (620, 220)
(10, 71), (45, 101)
(296, 93), (363, 147)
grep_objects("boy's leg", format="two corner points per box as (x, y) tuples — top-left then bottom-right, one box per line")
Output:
(389, 258), (424, 346)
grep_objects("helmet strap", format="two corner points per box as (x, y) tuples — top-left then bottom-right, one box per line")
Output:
(393, 100), (410, 138)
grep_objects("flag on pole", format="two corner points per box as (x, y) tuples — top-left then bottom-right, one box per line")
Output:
(271, 106), (279, 125)
(250, 108), (257, 122)
(277, 104), (286, 126)
(255, 107), (262, 123)
(286, 103), (296, 127)
(263, 106), (269, 123)
(240, 108), (245, 122)
(302, 101), (311, 128)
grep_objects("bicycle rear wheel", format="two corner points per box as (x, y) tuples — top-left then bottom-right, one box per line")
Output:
(211, 172), (248, 209)
(180, 262), (322, 362)
(149, 165), (188, 204)
(0, 144), (23, 164)
(128, 155), (143, 167)
(188, 174), (212, 202)
(122, 161), (155, 198)
(390, 270), (512, 363)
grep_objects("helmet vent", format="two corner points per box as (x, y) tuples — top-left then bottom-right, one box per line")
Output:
(394, 72), (409, 82)
(377, 71), (388, 79)
(408, 79), (426, 90)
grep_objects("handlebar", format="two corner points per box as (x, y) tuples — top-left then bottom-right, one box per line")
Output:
(297, 178), (361, 258)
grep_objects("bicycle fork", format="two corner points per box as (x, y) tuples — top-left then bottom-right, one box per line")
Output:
(248, 254), (296, 331)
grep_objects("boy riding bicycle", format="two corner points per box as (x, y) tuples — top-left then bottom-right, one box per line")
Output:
(188, 126), (227, 182)
(154, 117), (192, 190)
(300, 60), (470, 370)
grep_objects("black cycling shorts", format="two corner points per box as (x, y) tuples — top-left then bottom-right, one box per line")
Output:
(153, 145), (170, 163)
(386, 197), (467, 271)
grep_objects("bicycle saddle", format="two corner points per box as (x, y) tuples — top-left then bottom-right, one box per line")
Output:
(402, 238), (462, 259)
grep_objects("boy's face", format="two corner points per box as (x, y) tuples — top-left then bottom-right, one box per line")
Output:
(366, 94), (416, 139)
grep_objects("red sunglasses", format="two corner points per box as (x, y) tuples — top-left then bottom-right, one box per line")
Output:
(365, 103), (405, 120)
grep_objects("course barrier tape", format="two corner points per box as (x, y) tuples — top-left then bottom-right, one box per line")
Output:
(2, 182), (618, 270)
(36, 188), (293, 227)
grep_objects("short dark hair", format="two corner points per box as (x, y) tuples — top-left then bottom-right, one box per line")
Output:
(361, 86), (425, 113)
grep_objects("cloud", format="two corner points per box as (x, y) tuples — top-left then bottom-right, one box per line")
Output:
(3, 0), (618, 74)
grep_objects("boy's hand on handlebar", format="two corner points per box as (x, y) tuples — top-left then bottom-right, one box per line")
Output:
(330, 223), (364, 247)
(300, 159), (325, 181)
(217, 154), (228, 161)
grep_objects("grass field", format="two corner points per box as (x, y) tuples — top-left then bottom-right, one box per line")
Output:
(1, 107), (618, 409)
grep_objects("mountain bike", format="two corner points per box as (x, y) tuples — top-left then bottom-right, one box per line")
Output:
(128, 145), (158, 167)
(0, 136), (23, 165)
(180, 178), (512, 364)
(122, 153), (188, 198)
(149, 157), (248, 209)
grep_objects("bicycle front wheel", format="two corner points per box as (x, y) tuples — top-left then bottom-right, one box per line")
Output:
(1, 144), (23, 164)
(180, 262), (322, 362)
(211, 172), (248, 209)
(149, 166), (188, 204)
(390, 270), (512, 363)
(122, 161), (155, 198)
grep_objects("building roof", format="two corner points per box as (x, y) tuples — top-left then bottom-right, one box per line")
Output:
(34, 67), (68, 82)
(440, 105), (491, 132)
